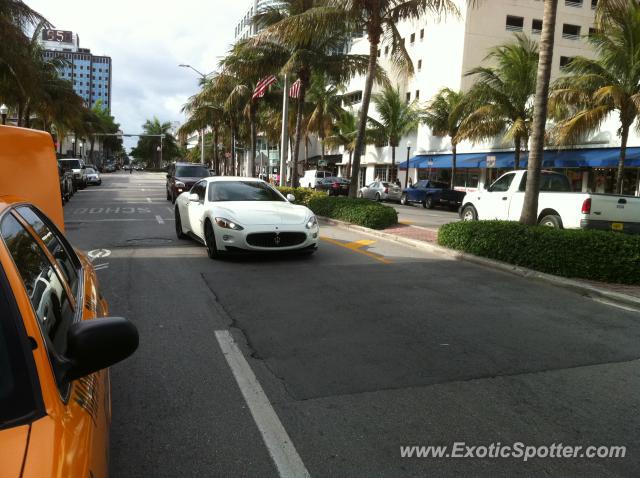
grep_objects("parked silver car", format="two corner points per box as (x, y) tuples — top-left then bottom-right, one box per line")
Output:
(358, 181), (402, 202)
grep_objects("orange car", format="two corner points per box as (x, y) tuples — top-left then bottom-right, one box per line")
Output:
(0, 126), (138, 477)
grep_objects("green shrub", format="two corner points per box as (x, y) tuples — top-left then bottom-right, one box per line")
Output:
(307, 195), (398, 230)
(276, 187), (323, 206)
(438, 221), (640, 284)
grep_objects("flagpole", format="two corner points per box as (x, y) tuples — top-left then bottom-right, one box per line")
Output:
(279, 74), (289, 187)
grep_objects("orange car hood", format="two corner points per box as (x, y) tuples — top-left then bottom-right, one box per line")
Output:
(0, 425), (29, 477)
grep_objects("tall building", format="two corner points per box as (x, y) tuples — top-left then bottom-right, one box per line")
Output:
(40, 29), (112, 112)
(234, 0), (278, 40)
(340, 0), (639, 194)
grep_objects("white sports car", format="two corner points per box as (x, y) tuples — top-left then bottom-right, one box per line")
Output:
(174, 177), (319, 258)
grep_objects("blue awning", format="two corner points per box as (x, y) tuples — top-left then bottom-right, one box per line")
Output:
(398, 147), (640, 170)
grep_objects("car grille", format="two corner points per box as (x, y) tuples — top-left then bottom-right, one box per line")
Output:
(246, 232), (307, 248)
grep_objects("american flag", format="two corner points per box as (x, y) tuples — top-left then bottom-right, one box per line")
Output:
(252, 75), (277, 99)
(289, 79), (302, 98)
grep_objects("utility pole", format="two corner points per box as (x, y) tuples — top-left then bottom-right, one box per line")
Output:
(279, 74), (289, 186)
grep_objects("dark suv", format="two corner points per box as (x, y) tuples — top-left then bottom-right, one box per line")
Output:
(166, 162), (211, 203)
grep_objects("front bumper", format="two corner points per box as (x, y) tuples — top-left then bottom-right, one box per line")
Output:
(214, 223), (320, 252)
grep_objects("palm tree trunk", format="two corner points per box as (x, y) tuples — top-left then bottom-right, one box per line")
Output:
(616, 122), (630, 194)
(213, 127), (219, 175)
(23, 103), (31, 128)
(346, 151), (352, 179)
(292, 78), (307, 187)
(90, 137), (95, 165)
(349, 31), (380, 197)
(17, 102), (23, 127)
(231, 124), (237, 176)
(390, 146), (396, 182)
(451, 143), (457, 189)
(249, 102), (257, 177)
(520, 0), (558, 225)
(305, 136), (309, 170)
(514, 137), (521, 170)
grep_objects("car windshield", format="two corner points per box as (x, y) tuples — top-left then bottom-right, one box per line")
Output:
(208, 181), (285, 202)
(60, 160), (81, 170)
(86, 168), (96, 174)
(175, 165), (210, 178)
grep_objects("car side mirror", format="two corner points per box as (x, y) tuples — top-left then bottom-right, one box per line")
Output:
(286, 193), (296, 202)
(188, 193), (199, 202)
(62, 317), (138, 383)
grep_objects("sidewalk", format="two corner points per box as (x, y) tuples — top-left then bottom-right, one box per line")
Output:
(384, 223), (640, 300)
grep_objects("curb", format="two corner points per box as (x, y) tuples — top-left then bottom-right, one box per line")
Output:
(319, 217), (640, 309)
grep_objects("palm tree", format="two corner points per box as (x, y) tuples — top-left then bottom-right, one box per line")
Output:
(368, 85), (420, 182)
(253, 0), (375, 186)
(305, 73), (344, 166)
(325, 109), (358, 178)
(422, 88), (468, 188)
(131, 117), (177, 168)
(520, 0), (559, 225)
(550, 0), (640, 194)
(323, 0), (460, 195)
(460, 34), (538, 170)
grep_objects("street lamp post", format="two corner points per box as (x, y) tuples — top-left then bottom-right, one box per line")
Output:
(179, 64), (210, 166)
(428, 159), (434, 180)
(72, 137), (76, 157)
(0, 104), (8, 125)
(405, 141), (411, 187)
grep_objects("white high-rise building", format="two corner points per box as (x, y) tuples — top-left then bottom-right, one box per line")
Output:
(234, 0), (279, 40)
(341, 0), (639, 195)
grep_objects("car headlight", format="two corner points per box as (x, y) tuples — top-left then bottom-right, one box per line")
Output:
(175, 181), (185, 188)
(305, 215), (318, 229)
(215, 217), (244, 230)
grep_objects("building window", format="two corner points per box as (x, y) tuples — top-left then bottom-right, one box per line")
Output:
(384, 46), (389, 55)
(532, 19), (542, 34)
(406, 92), (411, 103)
(592, 0), (598, 8)
(377, 49), (381, 58)
(417, 59), (422, 71)
(589, 27), (598, 37)
(420, 28), (424, 40)
(562, 24), (581, 39)
(374, 166), (388, 181)
(560, 56), (575, 68)
(410, 33), (415, 44)
(506, 15), (524, 32)
(415, 90), (420, 100)
(565, 0), (583, 7)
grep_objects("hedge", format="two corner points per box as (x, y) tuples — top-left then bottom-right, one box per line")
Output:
(276, 187), (324, 207)
(307, 195), (398, 230)
(438, 221), (640, 284)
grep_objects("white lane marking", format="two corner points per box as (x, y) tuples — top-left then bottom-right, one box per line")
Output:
(93, 263), (109, 271)
(87, 249), (111, 261)
(592, 297), (640, 313)
(214, 330), (310, 478)
(166, 206), (173, 213)
(155, 215), (165, 225)
(146, 197), (152, 203)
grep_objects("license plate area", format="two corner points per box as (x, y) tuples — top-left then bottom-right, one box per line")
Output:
(612, 222), (624, 232)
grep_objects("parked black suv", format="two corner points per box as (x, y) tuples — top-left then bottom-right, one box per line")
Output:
(166, 162), (211, 203)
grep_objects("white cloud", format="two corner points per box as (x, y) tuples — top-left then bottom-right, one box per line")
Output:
(28, 0), (249, 150)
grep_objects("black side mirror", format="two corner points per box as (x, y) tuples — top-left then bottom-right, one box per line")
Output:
(62, 317), (138, 383)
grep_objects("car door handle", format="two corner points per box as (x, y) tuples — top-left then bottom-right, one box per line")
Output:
(501, 197), (508, 200)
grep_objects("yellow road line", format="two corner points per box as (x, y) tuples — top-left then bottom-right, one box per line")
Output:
(398, 220), (414, 225)
(320, 236), (392, 264)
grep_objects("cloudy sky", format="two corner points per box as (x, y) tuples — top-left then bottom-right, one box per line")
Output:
(28, 0), (248, 150)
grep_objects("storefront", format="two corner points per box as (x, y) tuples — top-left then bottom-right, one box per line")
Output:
(398, 147), (640, 195)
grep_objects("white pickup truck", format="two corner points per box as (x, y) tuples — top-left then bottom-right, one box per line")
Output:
(459, 170), (640, 233)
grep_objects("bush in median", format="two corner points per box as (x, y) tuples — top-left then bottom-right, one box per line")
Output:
(276, 187), (323, 206)
(438, 221), (640, 284)
(307, 195), (398, 230)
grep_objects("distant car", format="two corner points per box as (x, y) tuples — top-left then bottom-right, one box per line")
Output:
(166, 162), (211, 203)
(103, 163), (116, 173)
(358, 181), (402, 202)
(123, 164), (131, 171)
(134, 165), (145, 171)
(85, 167), (102, 185)
(315, 176), (350, 196)
(59, 158), (87, 190)
(300, 169), (334, 189)
(174, 177), (318, 257)
(400, 179), (465, 209)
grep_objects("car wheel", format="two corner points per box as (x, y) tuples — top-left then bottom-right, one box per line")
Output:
(98, 180), (102, 185)
(375, 192), (381, 202)
(461, 205), (478, 221)
(166, 188), (171, 201)
(424, 195), (434, 209)
(204, 221), (219, 259)
(400, 193), (407, 205)
(539, 214), (563, 229)
(174, 207), (187, 239)
(171, 191), (176, 204)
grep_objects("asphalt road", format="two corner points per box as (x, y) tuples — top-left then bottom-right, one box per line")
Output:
(388, 202), (460, 229)
(64, 171), (640, 477)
